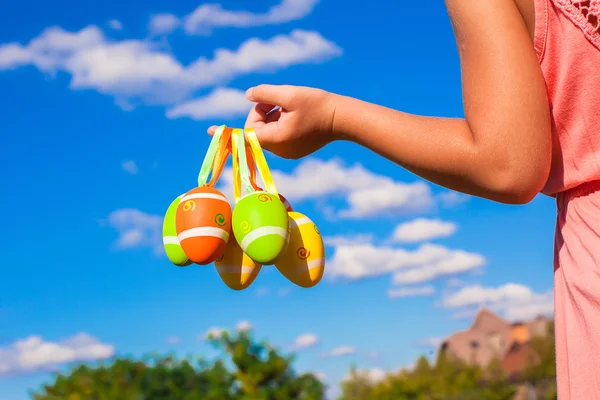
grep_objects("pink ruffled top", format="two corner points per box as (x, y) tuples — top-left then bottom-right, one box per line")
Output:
(535, 0), (600, 195)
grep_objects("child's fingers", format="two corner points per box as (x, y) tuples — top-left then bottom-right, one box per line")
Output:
(246, 85), (296, 108)
(207, 125), (218, 135)
(246, 103), (272, 127)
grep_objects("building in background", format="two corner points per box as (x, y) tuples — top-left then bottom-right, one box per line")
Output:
(437, 308), (552, 378)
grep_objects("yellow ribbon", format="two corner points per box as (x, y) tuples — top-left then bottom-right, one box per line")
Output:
(245, 128), (278, 197)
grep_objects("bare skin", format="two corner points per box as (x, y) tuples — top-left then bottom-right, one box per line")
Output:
(209, 0), (551, 205)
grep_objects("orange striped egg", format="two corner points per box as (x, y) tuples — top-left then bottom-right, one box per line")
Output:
(214, 237), (262, 290)
(279, 193), (293, 212)
(175, 186), (231, 265)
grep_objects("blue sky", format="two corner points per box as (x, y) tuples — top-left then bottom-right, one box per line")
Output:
(0, 0), (557, 399)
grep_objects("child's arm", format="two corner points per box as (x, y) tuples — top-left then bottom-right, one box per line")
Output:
(210, 0), (552, 204)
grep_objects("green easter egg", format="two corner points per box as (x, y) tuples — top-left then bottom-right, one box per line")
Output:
(232, 192), (289, 264)
(163, 194), (192, 267)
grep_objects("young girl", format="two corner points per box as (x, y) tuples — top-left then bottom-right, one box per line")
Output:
(210, 0), (600, 397)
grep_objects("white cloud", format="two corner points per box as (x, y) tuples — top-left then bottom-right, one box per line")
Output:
(315, 371), (327, 381)
(166, 87), (252, 121)
(0, 26), (340, 110)
(321, 346), (355, 357)
(446, 278), (464, 288)
(108, 20), (123, 31)
(277, 287), (291, 297)
(255, 287), (270, 297)
(105, 209), (162, 254)
(419, 337), (443, 348)
(391, 218), (457, 243)
(327, 242), (485, 284)
(166, 336), (181, 344)
(387, 285), (435, 298)
(236, 320), (253, 332)
(342, 368), (388, 383)
(203, 327), (226, 340)
(121, 160), (139, 174)
(292, 333), (319, 350)
(443, 283), (554, 322)
(149, 13), (180, 36)
(439, 191), (469, 207)
(218, 158), (436, 219)
(391, 250), (485, 285)
(0, 333), (114, 376)
(323, 233), (374, 247)
(183, 0), (320, 35)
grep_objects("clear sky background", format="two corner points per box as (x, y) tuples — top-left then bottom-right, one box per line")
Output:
(0, 1), (557, 399)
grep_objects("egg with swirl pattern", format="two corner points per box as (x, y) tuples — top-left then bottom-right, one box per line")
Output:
(175, 186), (232, 265)
(214, 236), (262, 290)
(274, 212), (325, 288)
(232, 191), (289, 264)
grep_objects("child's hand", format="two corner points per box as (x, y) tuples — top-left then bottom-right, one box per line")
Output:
(207, 85), (338, 159)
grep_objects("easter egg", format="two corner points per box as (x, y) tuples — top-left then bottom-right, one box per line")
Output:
(232, 191), (289, 264)
(274, 212), (325, 288)
(214, 237), (262, 290)
(279, 193), (293, 212)
(162, 194), (192, 266)
(176, 186), (232, 265)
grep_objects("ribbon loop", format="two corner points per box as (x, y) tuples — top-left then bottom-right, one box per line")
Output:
(198, 125), (227, 187)
(245, 128), (278, 196)
(206, 127), (232, 187)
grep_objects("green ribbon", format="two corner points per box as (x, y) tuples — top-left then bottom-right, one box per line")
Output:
(236, 128), (254, 196)
(197, 125), (225, 187)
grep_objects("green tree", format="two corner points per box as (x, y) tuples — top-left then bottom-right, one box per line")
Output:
(337, 366), (377, 400)
(32, 329), (325, 400)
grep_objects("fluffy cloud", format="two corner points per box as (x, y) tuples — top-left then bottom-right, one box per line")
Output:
(203, 327), (226, 340)
(391, 218), (457, 243)
(236, 320), (253, 332)
(182, 0), (320, 35)
(218, 158), (437, 218)
(443, 283), (554, 321)
(105, 209), (163, 254)
(342, 368), (388, 383)
(166, 87), (252, 121)
(327, 242), (485, 284)
(320, 346), (355, 357)
(419, 337), (443, 348)
(166, 336), (181, 344)
(438, 191), (469, 207)
(148, 13), (180, 36)
(121, 160), (139, 174)
(0, 26), (340, 110)
(391, 250), (485, 285)
(107, 20), (123, 31)
(292, 333), (319, 350)
(0, 333), (114, 376)
(387, 285), (435, 298)
(314, 371), (327, 381)
(323, 233), (374, 247)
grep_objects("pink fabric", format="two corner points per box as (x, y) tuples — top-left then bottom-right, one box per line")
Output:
(554, 181), (600, 399)
(536, 0), (600, 196)
(534, 0), (600, 398)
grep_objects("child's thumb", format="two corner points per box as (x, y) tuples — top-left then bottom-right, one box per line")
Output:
(252, 122), (281, 148)
(246, 85), (294, 108)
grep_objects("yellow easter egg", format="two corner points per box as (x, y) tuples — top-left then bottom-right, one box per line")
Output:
(214, 236), (262, 290)
(274, 212), (325, 288)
